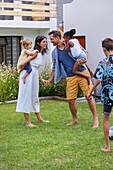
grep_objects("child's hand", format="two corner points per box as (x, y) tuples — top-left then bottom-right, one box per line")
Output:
(81, 58), (87, 64)
(32, 49), (39, 55)
(77, 59), (87, 66)
(87, 92), (92, 99)
(34, 49), (39, 53)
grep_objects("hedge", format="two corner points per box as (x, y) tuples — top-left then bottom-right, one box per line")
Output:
(0, 63), (83, 102)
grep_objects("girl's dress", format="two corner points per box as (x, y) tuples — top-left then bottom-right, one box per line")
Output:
(16, 53), (42, 114)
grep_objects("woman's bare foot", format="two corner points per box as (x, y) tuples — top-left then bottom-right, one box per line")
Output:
(26, 123), (36, 127)
(22, 77), (26, 84)
(38, 119), (50, 123)
(66, 120), (78, 126)
(101, 147), (111, 152)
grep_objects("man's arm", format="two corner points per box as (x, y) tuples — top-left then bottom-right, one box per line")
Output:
(38, 69), (45, 84)
(43, 49), (56, 86)
(48, 70), (55, 83)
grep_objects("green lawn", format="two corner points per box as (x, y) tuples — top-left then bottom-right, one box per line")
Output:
(0, 100), (113, 170)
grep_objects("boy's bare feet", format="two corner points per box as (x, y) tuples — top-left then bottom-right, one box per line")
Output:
(22, 77), (26, 84)
(26, 123), (36, 127)
(66, 120), (78, 126)
(92, 119), (99, 128)
(101, 147), (111, 152)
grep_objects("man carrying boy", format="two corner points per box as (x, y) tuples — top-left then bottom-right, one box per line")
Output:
(87, 38), (113, 152)
(44, 30), (99, 128)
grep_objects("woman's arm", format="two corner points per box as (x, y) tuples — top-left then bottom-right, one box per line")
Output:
(26, 49), (38, 56)
(38, 69), (44, 83)
(20, 53), (37, 70)
(65, 41), (74, 53)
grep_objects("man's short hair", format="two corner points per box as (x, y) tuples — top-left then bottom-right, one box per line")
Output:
(48, 30), (61, 39)
(102, 38), (113, 51)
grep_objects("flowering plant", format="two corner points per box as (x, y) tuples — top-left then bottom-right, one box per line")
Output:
(0, 63), (19, 102)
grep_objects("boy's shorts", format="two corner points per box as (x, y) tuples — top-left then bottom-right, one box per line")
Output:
(103, 104), (113, 114)
(66, 70), (93, 100)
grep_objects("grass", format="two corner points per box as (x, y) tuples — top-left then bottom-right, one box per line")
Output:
(0, 100), (113, 170)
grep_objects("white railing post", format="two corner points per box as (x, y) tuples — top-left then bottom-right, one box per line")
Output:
(14, 0), (21, 22)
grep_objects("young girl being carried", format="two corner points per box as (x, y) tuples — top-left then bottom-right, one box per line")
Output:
(63, 29), (93, 85)
(17, 39), (38, 84)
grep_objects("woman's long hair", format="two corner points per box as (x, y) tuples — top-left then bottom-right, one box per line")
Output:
(34, 36), (48, 55)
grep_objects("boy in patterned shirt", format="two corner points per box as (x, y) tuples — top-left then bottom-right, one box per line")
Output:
(87, 38), (113, 152)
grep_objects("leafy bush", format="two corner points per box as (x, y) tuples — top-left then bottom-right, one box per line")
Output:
(0, 63), (83, 102)
(39, 64), (83, 98)
(39, 64), (67, 97)
(0, 63), (19, 102)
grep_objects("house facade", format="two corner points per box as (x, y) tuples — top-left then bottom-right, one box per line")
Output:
(63, 0), (113, 72)
(0, 0), (57, 67)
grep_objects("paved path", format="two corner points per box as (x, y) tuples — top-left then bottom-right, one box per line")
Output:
(0, 96), (87, 104)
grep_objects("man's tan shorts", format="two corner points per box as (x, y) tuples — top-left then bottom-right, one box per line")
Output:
(66, 70), (93, 100)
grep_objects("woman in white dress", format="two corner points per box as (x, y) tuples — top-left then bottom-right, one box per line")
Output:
(16, 36), (49, 127)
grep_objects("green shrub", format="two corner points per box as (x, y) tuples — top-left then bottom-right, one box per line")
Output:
(0, 63), (83, 102)
(0, 63), (19, 102)
(39, 64), (83, 98)
(39, 64), (56, 97)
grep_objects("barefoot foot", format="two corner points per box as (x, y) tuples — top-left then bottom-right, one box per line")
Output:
(26, 123), (36, 127)
(66, 120), (78, 126)
(101, 147), (111, 152)
(92, 119), (99, 128)
(38, 119), (50, 123)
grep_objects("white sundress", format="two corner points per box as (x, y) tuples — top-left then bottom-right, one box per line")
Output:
(16, 53), (42, 114)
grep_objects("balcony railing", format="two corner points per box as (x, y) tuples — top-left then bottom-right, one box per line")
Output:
(0, 0), (57, 21)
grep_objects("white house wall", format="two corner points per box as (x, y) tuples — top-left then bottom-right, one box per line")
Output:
(0, 18), (56, 29)
(63, 0), (113, 72)
(0, 17), (57, 68)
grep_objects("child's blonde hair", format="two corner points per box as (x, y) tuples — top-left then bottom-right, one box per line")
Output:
(20, 39), (32, 47)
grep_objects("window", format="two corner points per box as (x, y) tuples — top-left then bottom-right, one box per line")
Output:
(0, 36), (21, 66)
(0, 0), (14, 20)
